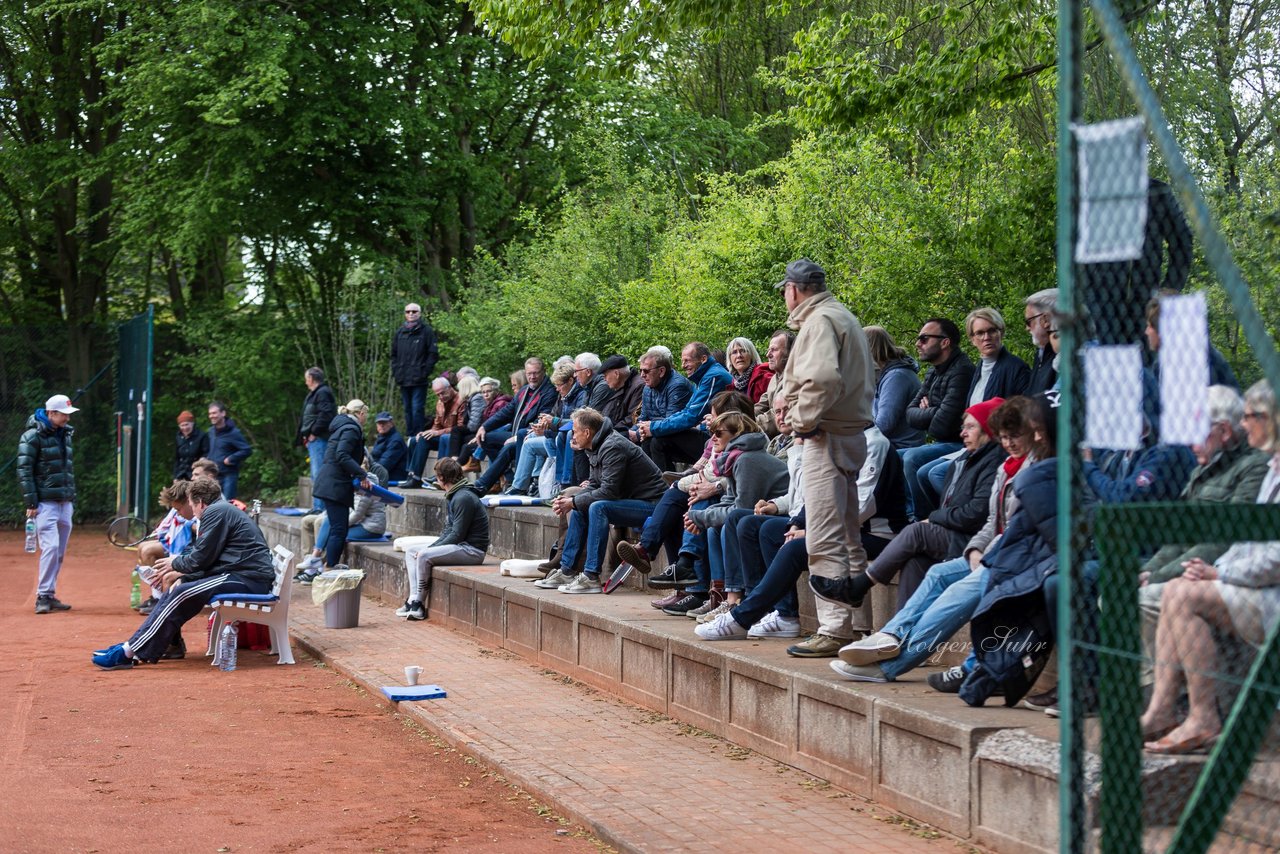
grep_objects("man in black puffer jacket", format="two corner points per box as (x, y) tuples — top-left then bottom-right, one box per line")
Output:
(18, 394), (79, 614)
(297, 367), (338, 511)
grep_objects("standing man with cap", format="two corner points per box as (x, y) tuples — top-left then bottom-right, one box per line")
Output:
(173, 410), (209, 480)
(391, 302), (439, 437)
(18, 394), (78, 614)
(297, 367), (337, 511)
(777, 259), (877, 658)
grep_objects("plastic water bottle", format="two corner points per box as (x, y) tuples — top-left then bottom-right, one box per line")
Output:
(218, 622), (238, 671)
(129, 569), (142, 609)
(24, 518), (37, 553)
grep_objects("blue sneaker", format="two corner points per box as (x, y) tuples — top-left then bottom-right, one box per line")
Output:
(92, 644), (135, 670)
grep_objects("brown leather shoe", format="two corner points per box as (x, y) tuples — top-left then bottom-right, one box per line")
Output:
(461, 457), (482, 474)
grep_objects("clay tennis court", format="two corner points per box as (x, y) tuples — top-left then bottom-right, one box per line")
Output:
(0, 529), (598, 852)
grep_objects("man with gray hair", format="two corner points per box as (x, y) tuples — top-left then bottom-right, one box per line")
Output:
(777, 259), (876, 658)
(391, 302), (440, 436)
(470, 357), (557, 493)
(629, 346), (693, 456)
(1024, 288), (1059, 395)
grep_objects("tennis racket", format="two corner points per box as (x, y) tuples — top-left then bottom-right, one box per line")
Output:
(107, 515), (154, 549)
(602, 562), (635, 594)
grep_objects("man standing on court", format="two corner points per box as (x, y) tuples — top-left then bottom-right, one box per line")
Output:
(18, 394), (78, 614)
(392, 302), (439, 436)
(778, 259), (876, 658)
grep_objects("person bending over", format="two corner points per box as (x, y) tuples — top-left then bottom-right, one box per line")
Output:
(92, 478), (275, 670)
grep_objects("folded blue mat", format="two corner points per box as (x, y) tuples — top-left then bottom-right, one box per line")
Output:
(273, 507), (311, 516)
(346, 533), (391, 542)
(380, 684), (447, 701)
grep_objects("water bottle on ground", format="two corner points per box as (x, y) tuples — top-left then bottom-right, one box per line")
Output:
(130, 569), (142, 609)
(219, 622), (239, 671)
(25, 517), (37, 553)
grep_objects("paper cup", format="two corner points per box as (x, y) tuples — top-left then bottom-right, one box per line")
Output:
(404, 665), (423, 686)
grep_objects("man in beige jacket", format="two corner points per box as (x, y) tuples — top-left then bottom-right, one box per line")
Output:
(778, 259), (876, 657)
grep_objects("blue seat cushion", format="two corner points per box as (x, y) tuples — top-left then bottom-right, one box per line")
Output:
(210, 593), (279, 605)
(346, 532), (391, 542)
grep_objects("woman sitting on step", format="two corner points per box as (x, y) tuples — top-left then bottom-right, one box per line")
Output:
(397, 457), (491, 621)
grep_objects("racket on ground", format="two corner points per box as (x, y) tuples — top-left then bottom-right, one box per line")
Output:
(107, 515), (153, 549)
(602, 562), (635, 594)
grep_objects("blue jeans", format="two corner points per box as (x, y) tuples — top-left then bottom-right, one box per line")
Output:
(479, 426), (514, 461)
(511, 434), (553, 492)
(638, 485), (691, 566)
(406, 435), (440, 479)
(730, 538), (808, 629)
(682, 499), (713, 593)
(902, 442), (962, 519)
(474, 428), (527, 491)
(555, 428), (575, 484)
(920, 455), (956, 510)
(318, 517), (381, 543)
(559, 499), (660, 577)
(322, 499), (349, 567)
(308, 438), (327, 510)
(877, 558), (987, 680)
(735, 514), (796, 618)
(401, 385), (428, 437)
(711, 508), (754, 592)
(219, 470), (240, 501)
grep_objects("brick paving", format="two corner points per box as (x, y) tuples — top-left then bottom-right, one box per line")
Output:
(289, 588), (969, 854)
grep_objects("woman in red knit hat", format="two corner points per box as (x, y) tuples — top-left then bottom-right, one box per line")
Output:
(173, 409), (209, 480)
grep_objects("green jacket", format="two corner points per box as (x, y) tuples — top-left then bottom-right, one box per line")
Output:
(17, 410), (75, 508)
(1141, 439), (1270, 583)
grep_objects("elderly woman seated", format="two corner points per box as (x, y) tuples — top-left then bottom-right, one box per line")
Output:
(1140, 379), (1280, 755)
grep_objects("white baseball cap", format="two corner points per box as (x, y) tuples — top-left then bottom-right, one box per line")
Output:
(45, 394), (79, 414)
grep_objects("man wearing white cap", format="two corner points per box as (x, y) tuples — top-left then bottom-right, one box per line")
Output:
(17, 394), (79, 614)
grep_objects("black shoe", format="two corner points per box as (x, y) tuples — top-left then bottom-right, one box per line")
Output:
(1022, 687), (1058, 712)
(34, 595), (51, 615)
(401, 474), (423, 489)
(137, 596), (158, 616)
(160, 637), (187, 660)
(927, 665), (967, 693)
(649, 563), (697, 589)
(661, 592), (708, 616)
(809, 574), (870, 610)
(45, 595), (72, 612)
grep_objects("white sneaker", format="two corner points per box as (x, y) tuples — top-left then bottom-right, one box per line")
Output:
(695, 601), (734, 624)
(534, 568), (574, 589)
(838, 631), (902, 666)
(395, 600), (414, 617)
(559, 573), (603, 594)
(406, 602), (426, 621)
(694, 611), (749, 641)
(830, 659), (889, 683)
(298, 554), (322, 571)
(747, 611), (802, 638)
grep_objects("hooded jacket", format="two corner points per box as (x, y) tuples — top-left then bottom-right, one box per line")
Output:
(599, 370), (646, 433)
(571, 417), (666, 511)
(312, 414), (368, 507)
(208, 419), (253, 474)
(783, 290), (874, 436)
(874, 356), (924, 448)
(687, 431), (791, 530)
(18, 410), (75, 507)
(651, 358), (732, 436)
(436, 480), (490, 551)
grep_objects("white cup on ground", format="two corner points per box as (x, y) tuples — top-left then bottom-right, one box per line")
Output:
(404, 665), (423, 686)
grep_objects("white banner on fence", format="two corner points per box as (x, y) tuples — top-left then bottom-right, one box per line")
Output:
(1158, 293), (1211, 446)
(1085, 344), (1144, 450)
(1074, 117), (1148, 263)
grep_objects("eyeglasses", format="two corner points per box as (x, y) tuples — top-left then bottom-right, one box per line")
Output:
(1024, 312), (1046, 327)
(916, 334), (946, 343)
(970, 327), (1001, 339)
(638, 368), (655, 374)
(1243, 411), (1267, 421)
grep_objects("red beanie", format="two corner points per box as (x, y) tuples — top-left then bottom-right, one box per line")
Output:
(965, 397), (1004, 439)
(177, 410), (195, 424)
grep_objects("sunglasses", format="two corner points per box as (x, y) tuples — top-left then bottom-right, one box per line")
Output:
(916, 334), (946, 343)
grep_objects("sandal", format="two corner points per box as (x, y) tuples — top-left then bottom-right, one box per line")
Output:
(1144, 730), (1220, 755)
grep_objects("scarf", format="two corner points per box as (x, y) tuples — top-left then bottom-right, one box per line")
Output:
(1002, 453), (1027, 480)
(710, 447), (745, 478)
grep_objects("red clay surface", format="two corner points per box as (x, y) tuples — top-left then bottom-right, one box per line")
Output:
(0, 529), (598, 853)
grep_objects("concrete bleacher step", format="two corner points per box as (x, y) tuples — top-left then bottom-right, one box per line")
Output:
(268, 486), (1278, 853)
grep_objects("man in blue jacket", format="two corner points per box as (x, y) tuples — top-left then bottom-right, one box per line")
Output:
(206, 401), (252, 500)
(471, 358), (558, 491)
(634, 342), (732, 470)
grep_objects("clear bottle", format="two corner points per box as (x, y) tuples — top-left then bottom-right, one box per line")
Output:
(218, 622), (238, 671)
(130, 569), (142, 609)
(24, 517), (37, 553)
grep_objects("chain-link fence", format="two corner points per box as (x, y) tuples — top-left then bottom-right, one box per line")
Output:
(1058, 0), (1280, 850)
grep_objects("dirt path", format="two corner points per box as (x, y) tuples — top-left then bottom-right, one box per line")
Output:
(0, 529), (598, 853)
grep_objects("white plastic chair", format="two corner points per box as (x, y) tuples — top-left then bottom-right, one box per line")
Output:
(207, 544), (297, 665)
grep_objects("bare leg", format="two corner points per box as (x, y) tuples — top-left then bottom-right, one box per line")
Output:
(1142, 579), (1231, 742)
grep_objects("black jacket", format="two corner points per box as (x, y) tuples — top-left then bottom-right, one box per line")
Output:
(17, 410), (75, 507)
(437, 481), (490, 551)
(927, 439), (1006, 554)
(312, 414), (368, 507)
(391, 321), (439, 387)
(906, 351), (975, 443)
(174, 428), (210, 481)
(598, 371), (645, 433)
(298, 383), (338, 444)
(482, 378), (558, 434)
(571, 418), (667, 511)
(1026, 346), (1057, 396)
(965, 347), (1030, 402)
(208, 419), (253, 474)
(172, 499), (275, 584)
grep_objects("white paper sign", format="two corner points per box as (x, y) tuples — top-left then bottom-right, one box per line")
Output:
(1074, 117), (1149, 263)
(1159, 293), (1210, 445)
(1085, 344), (1144, 450)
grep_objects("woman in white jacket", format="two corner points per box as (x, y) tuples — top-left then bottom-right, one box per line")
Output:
(1140, 379), (1280, 755)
